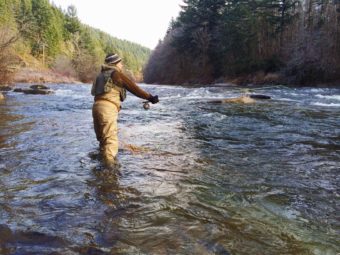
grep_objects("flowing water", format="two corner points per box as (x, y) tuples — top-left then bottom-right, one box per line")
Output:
(0, 84), (339, 255)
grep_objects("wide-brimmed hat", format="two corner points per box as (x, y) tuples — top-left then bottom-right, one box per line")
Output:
(105, 53), (122, 65)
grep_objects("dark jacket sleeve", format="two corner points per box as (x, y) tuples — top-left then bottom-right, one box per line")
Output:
(112, 71), (151, 100)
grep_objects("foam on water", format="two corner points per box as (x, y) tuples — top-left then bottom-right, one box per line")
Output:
(55, 88), (89, 99)
(312, 102), (340, 107)
(315, 94), (340, 101)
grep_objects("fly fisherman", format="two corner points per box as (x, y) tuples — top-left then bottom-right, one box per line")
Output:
(91, 53), (159, 166)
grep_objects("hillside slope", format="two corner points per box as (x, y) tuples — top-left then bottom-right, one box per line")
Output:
(0, 0), (150, 84)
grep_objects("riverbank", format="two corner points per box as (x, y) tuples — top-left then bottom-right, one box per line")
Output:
(13, 67), (82, 84)
(6, 67), (340, 88)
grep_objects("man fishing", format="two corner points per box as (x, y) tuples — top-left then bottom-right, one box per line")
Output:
(91, 53), (159, 166)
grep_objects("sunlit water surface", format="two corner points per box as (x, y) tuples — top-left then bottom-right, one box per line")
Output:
(0, 84), (339, 254)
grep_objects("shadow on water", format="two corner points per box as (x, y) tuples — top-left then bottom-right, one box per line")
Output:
(0, 100), (33, 150)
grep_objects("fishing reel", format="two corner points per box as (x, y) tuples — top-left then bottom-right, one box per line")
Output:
(143, 101), (150, 110)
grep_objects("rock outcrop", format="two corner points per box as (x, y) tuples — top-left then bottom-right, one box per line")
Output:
(13, 84), (54, 95)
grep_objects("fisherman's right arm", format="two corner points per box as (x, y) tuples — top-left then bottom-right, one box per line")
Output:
(112, 71), (159, 103)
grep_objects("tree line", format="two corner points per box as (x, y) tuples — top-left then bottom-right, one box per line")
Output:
(0, 0), (150, 84)
(144, 0), (340, 85)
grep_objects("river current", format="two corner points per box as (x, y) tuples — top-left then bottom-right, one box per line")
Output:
(0, 84), (339, 254)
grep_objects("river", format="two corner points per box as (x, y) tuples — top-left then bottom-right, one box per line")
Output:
(0, 84), (339, 254)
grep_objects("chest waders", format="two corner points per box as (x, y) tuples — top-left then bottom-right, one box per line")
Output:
(91, 68), (127, 165)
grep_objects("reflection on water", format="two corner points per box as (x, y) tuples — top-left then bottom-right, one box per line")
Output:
(0, 84), (339, 254)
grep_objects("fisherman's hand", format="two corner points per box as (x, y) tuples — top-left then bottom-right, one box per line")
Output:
(148, 95), (159, 104)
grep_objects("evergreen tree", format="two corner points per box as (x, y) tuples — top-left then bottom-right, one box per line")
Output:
(64, 5), (80, 35)
(144, 0), (338, 85)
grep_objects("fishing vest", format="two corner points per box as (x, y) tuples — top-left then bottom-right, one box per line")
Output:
(91, 69), (127, 101)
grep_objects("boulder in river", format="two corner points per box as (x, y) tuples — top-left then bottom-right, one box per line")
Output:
(13, 88), (24, 93)
(209, 94), (271, 104)
(13, 85), (54, 95)
(23, 89), (54, 95)
(0, 92), (4, 100)
(248, 94), (271, 100)
(0, 85), (13, 92)
(209, 95), (256, 104)
(30, 84), (50, 90)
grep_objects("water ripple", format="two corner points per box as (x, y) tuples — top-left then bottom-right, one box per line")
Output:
(0, 84), (339, 254)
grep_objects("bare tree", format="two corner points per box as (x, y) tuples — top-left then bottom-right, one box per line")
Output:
(0, 26), (19, 84)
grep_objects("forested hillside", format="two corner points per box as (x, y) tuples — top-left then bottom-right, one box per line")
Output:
(144, 0), (340, 85)
(0, 0), (150, 84)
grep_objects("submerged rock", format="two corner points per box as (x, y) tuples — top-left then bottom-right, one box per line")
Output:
(0, 225), (69, 247)
(0, 224), (13, 243)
